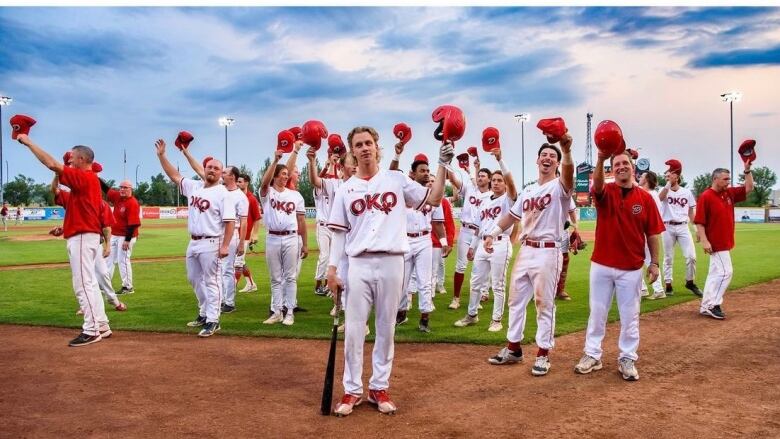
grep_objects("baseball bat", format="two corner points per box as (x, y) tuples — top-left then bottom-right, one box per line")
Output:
(320, 289), (341, 416)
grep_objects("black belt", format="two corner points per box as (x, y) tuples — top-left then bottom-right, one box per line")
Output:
(483, 235), (505, 241)
(665, 221), (687, 225)
(317, 221), (327, 227)
(407, 231), (430, 238)
(269, 230), (296, 236)
(191, 235), (218, 240)
(524, 239), (556, 248)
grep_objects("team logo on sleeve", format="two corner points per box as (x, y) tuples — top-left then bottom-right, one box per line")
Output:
(523, 194), (552, 212)
(190, 196), (211, 213)
(350, 192), (398, 216)
(270, 198), (296, 214)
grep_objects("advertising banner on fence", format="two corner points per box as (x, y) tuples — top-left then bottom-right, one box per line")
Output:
(176, 207), (188, 219)
(142, 207), (160, 219)
(159, 207), (177, 219)
(20, 207), (65, 220)
(735, 207), (765, 223)
(769, 209), (780, 222)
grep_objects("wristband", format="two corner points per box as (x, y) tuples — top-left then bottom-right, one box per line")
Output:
(439, 238), (448, 247)
(489, 225), (503, 238)
(393, 152), (401, 162)
(498, 159), (509, 174)
(649, 262), (659, 268)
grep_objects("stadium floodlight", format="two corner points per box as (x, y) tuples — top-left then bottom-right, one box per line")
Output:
(219, 117), (235, 164)
(514, 113), (531, 187)
(720, 91), (742, 179)
(0, 95), (12, 205)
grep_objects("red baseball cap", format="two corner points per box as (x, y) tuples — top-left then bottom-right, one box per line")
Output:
(277, 130), (295, 153)
(10, 114), (36, 140)
(665, 159), (682, 174)
(432, 105), (466, 143)
(456, 153), (470, 170)
(202, 156), (214, 169)
(594, 120), (624, 157)
(626, 148), (639, 160)
(482, 127), (500, 152)
(536, 117), (567, 143)
(413, 153), (428, 164)
(738, 139), (756, 163)
(175, 131), (194, 150)
(91, 162), (103, 173)
(288, 126), (303, 141)
(467, 146), (478, 157)
(393, 123), (413, 146)
(327, 133), (346, 156)
(302, 120), (328, 150)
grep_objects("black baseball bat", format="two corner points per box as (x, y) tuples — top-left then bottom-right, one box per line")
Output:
(320, 290), (341, 416)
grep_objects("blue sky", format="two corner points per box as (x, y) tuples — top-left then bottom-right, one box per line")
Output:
(1, 6), (778, 189)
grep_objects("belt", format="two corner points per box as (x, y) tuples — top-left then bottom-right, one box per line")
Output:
(191, 235), (219, 240)
(463, 223), (479, 231)
(665, 221), (687, 225)
(318, 221), (327, 227)
(407, 231), (430, 238)
(268, 230), (296, 236)
(524, 239), (557, 248)
(483, 235), (505, 241)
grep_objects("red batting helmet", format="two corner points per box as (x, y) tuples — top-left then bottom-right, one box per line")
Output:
(594, 120), (625, 157)
(301, 120), (328, 150)
(665, 159), (682, 175)
(393, 123), (413, 146)
(327, 133), (346, 157)
(467, 146), (478, 157)
(536, 117), (567, 143)
(413, 153), (429, 164)
(175, 131), (194, 150)
(91, 162), (103, 173)
(456, 153), (470, 170)
(432, 105), (466, 143)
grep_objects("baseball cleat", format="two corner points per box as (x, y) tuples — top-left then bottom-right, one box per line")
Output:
(333, 394), (363, 417)
(186, 315), (207, 327)
(368, 389), (397, 414)
(618, 358), (639, 381)
(556, 291), (572, 301)
(648, 291), (666, 300)
(448, 297), (460, 309)
(68, 332), (102, 347)
(437, 288), (447, 296)
(395, 310), (408, 326)
(198, 322), (221, 337)
(574, 355), (603, 374)
(665, 283), (674, 296)
(418, 319), (431, 333)
(640, 289), (649, 297)
(118, 287), (135, 295)
(114, 302), (127, 311)
(454, 314), (478, 327)
(221, 304), (236, 314)
(99, 327), (112, 339)
(488, 320), (503, 332)
(314, 286), (329, 296)
(489, 347), (523, 365)
(700, 306), (725, 320)
(282, 313), (295, 326)
(532, 356), (551, 376)
(263, 312), (283, 325)
(685, 281), (703, 297)
(239, 283), (258, 293)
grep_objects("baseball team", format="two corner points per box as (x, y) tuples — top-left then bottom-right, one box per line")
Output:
(9, 108), (756, 416)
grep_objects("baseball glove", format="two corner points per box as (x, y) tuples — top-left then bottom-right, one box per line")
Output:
(569, 230), (586, 255)
(49, 226), (64, 237)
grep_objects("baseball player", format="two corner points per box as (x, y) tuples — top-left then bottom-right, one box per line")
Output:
(695, 162), (754, 319)
(658, 160), (702, 296)
(17, 133), (110, 347)
(575, 150), (664, 381)
(454, 149), (518, 333)
(235, 173), (262, 293)
(100, 179), (141, 295)
(446, 156), (493, 309)
(14, 206), (23, 225)
(1, 201), (8, 231)
(327, 126), (449, 416)
(390, 151), (448, 332)
(285, 144), (307, 281)
(555, 197), (578, 301)
(639, 171), (666, 299)
(260, 151), (308, 326)
(484, 137), (574, 376)
(311, 149), (341, 296)
(155, 139), (236, 337)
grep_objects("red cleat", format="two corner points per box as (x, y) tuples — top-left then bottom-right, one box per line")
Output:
(334, 394), (362, 417)
(368, 389), (397, 414)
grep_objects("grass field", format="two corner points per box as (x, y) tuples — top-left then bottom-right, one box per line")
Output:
(1, 220), (779, 345)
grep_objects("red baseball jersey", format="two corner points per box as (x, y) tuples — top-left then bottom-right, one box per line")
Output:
(694, 186), (746, 252)
(100, 200), (114, 229)
(0, 207), (7, 216)
(591, 183), (665, 270)
(107, 189), (141, 238)
(245, 190), (261, 240)
(57, 166), (103, 239)
(432, 197), (456, 248)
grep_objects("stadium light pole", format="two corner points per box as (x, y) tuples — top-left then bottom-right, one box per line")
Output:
(514, 113), (530, 188)
(720, 91), (742, 181)
(219, 117), (235, 165)
(0, 95), (13, 205)
(135, 164), (141, 189)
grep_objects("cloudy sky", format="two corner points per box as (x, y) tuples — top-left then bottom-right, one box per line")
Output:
(1, 6), (778, 188)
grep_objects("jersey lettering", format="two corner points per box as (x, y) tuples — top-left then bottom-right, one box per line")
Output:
(469, 196), (483, 207)
(523, 194), (552, 212)
(190, 196), (211, 213)
(270, 198), (296, 215)
(667, 197), (688, 207)
(480, 205), (502, 221)
(350, 192), (398, 216)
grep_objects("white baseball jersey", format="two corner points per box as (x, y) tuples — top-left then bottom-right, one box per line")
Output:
(225, 187), (249, 226)
(180, 178), (235, 237)
(458, 178), (492, 225)
(647, 189), (663, 217)
(474, 192), (514, 238)
(661, 186), (696, 222)
(314, 186), (329, 223)
(316, 178), (344, 222)
(406, 203), (444, 234)
(509, 178), (570, 242)
(260, 186), (305, 232)
(328, 169), (430, 256)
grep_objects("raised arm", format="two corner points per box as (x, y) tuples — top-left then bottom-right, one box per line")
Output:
(744, 160), (754, 194)
(593, 153), (607, 195)
(389, 141), (404, 171)
(260, 150), (283, 197)
(181, 147), (206, 180)
(306, 147), (324, 189)
(154, 139), (184, 185)
(559, 133), (574, 193)
(16, 134), (64, 174)
(492, 149), (518, 201)
(51, 174), (59, 195)
(286, 140), (303, 170)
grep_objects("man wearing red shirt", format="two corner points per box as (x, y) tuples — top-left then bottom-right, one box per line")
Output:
(575, 150), (665, 381)
(18, 133), (109, 347)
(694, 163), (753, 319)
(1, 201), (8, 231)
(104, 180), (141, 294)
(235, 173), (261, 293)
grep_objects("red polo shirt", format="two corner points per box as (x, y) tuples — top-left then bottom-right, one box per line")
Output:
(591, 183), (665, 270)
(107, 189), (141, 238)
(245, 191), (261, 241)
(694, 187), (746, 252)
(58, 166), (103, 239)
(432, 197), (456, 248)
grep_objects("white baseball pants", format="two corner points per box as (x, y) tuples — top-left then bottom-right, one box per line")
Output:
(185, 238), (223, 323)
(584, 262), (642, 361)
(266, 234), (300, 313)
(315, 222), (331, 281)
(95, 251), (120, 307)
(641, 245), (664, 294)
(107, 236), (136, 289)
(468, 238), (512, 321)
(662, 224), (697, 282)
(67, 233), (108, 336)
(399, 236), (434, 313)
(221, 232), (240, 307)
(700, 251), (733, 312)
(454, 226), (474, 274)
(506, 246), (562, 349)
(432, 247), (445, 292)
(343, 253), (404, 395)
